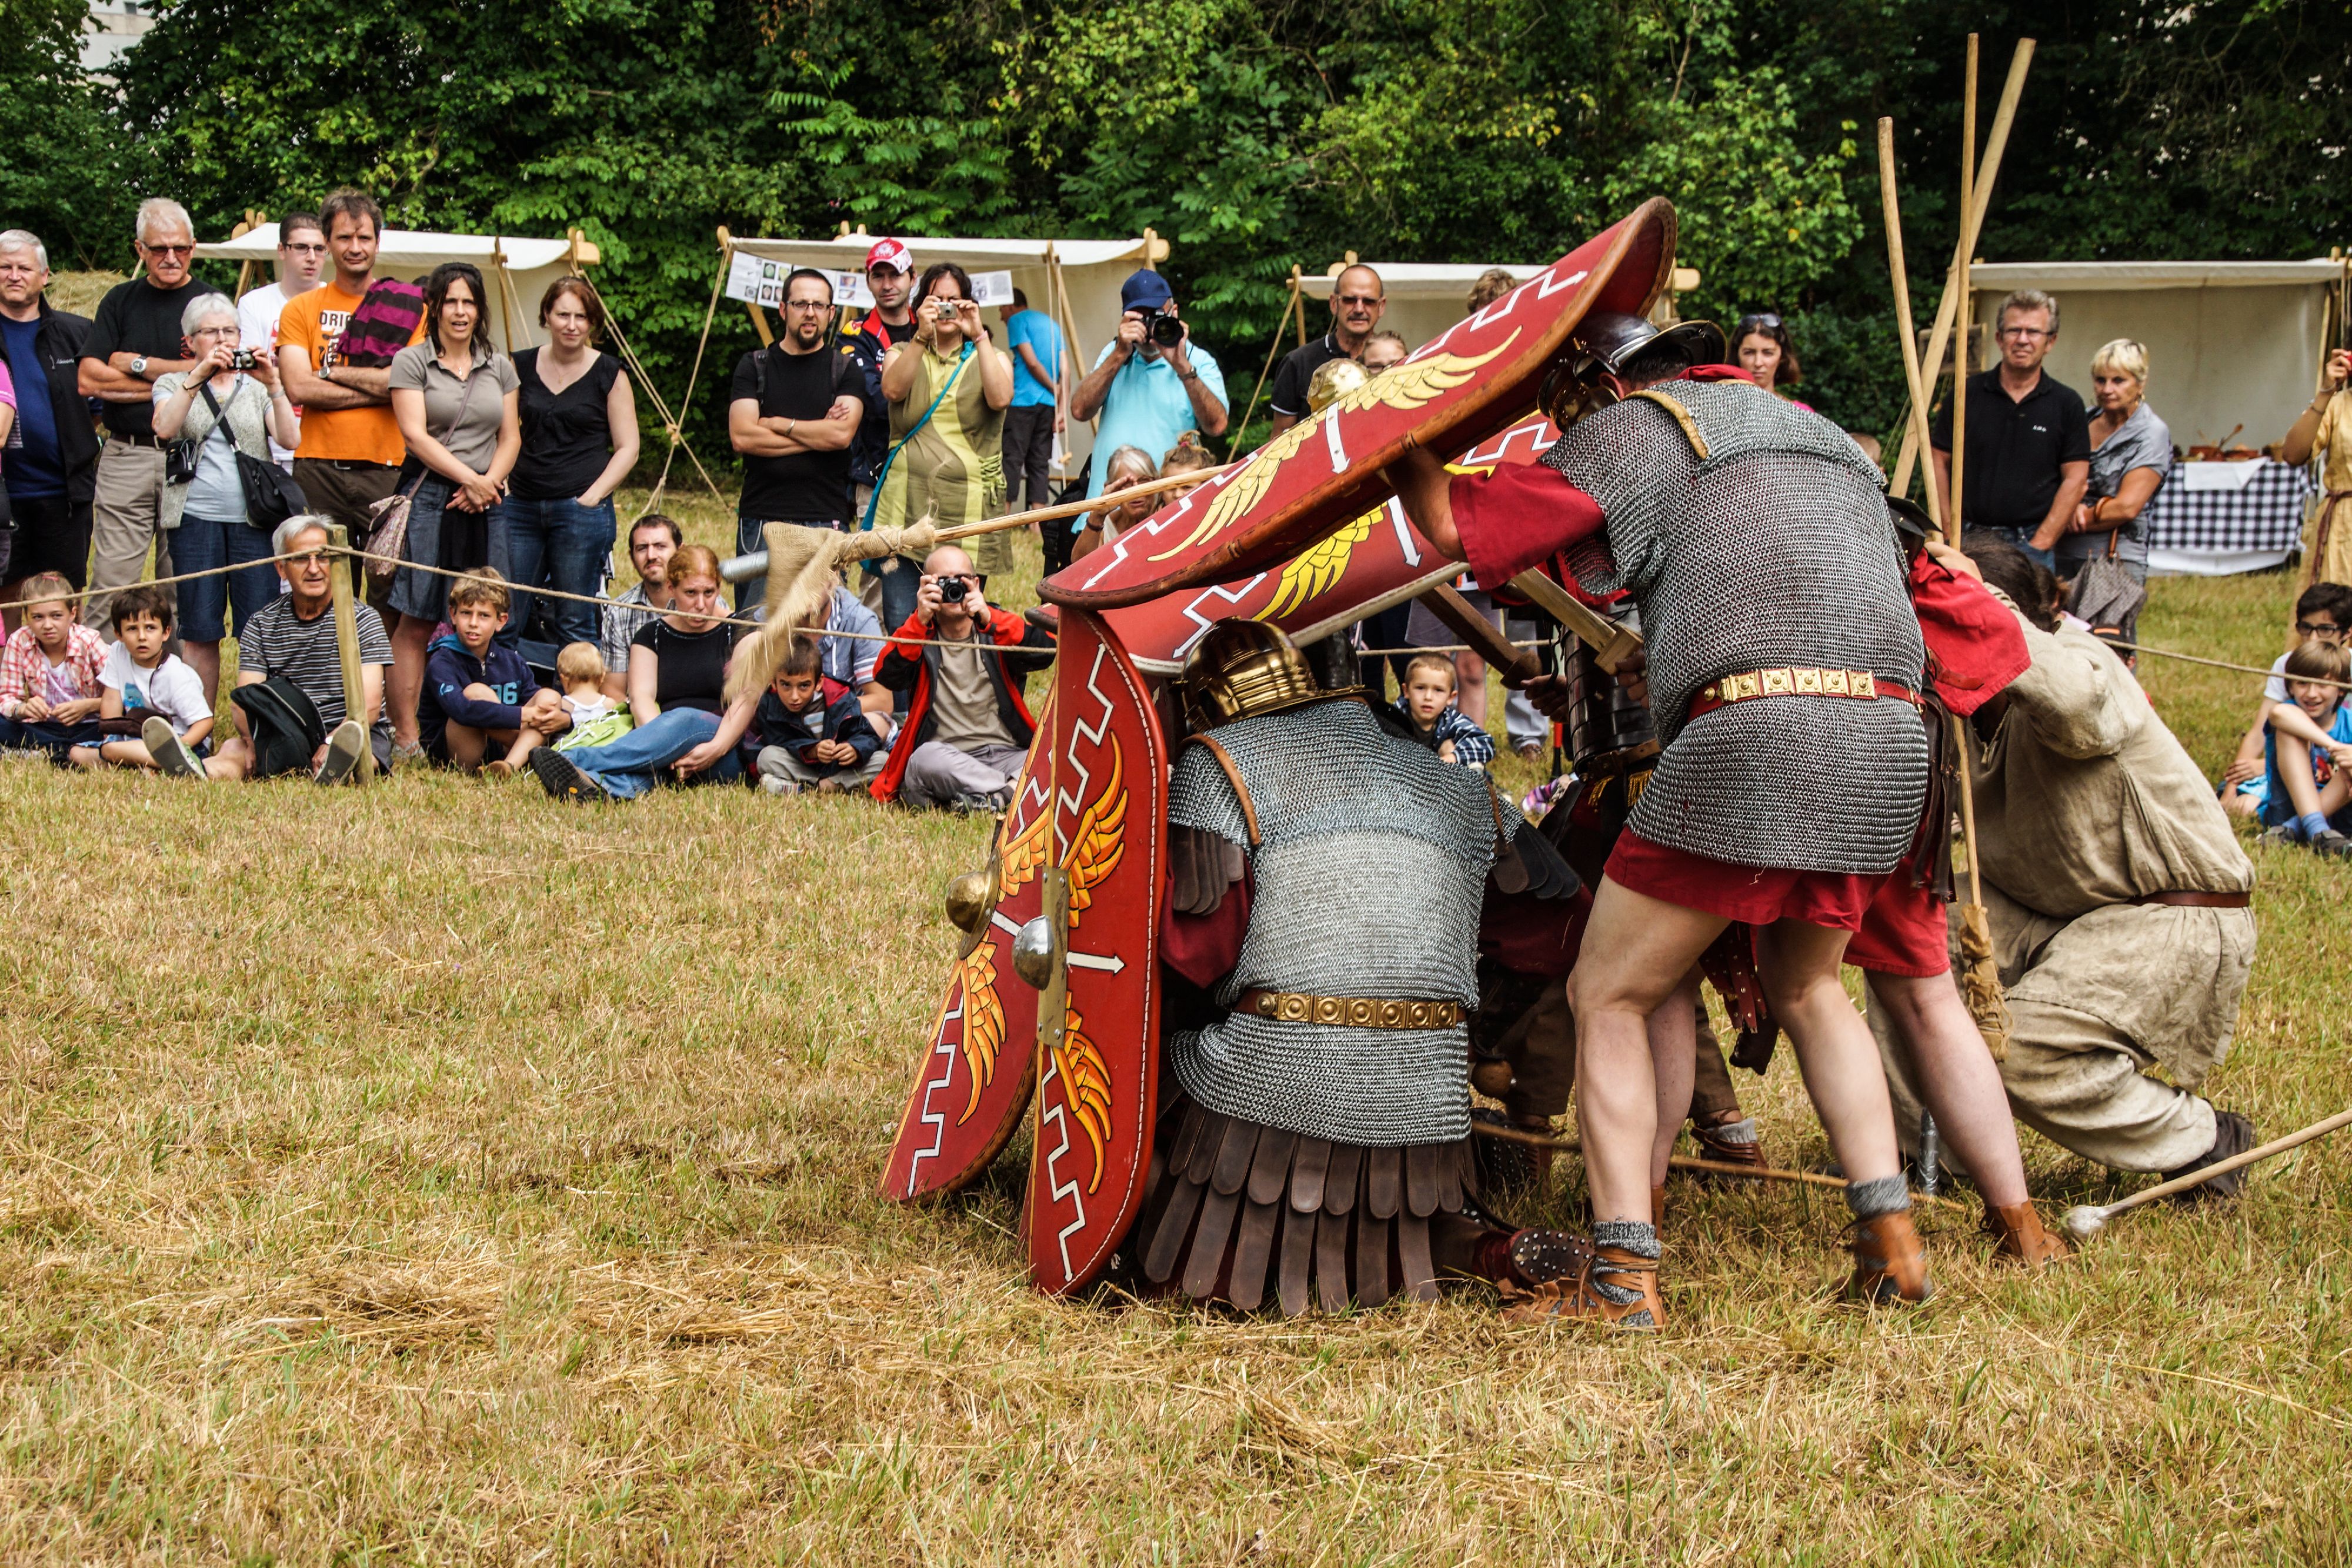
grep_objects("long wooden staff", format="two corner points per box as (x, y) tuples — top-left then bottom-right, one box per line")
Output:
(1876, 118), (1943, 533)
(1889, 38), (2037, 501)
(1470, 1122), (1972, 1211)
(1949, 34), (1977, 536)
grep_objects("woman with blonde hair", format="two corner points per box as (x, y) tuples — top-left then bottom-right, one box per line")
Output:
(1072, 444), (1157, 562)
(2057, 337), (2173, 588)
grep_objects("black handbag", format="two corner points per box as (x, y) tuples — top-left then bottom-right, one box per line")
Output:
(199, 382), (307, 528)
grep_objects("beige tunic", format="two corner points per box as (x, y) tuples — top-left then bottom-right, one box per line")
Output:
(1872, 613), (2256, 1173)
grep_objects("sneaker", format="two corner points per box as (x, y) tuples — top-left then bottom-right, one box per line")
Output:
(528, 745), (607, 805)
(143, 716), (206, 782)
(948, 792), (1006, 815)
(2260, 825), (2298, 849)
(313, 720), (366, 785)
(2311, 829), (2352, 859)
(2161, 1107), (2256, 1202)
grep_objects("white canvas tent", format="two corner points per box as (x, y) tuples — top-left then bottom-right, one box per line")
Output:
(1967, 259), (2348, 451)
(716, 228), (1167, 479)
(196, 220), (603, 353)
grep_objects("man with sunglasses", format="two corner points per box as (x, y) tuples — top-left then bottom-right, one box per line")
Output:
(1267, 265), (1387, 437)
(236, 212), (328, 472)
(1929, 289), (2090, 569)
(76, 198), (207, 632)
(726, 267), (864, 609)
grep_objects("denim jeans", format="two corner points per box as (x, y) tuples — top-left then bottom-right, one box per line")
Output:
(506, 494), (618, 647)
(735, 513), (845, 612)
(566, 706), (739, 799)
(1982, 525), (2055, 573)
(0, 714), (103, 761)
(170, 512), (279, 641)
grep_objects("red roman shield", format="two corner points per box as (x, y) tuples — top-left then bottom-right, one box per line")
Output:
(1098, 415), (1564, 672)
(1022, 610), (1167, 1296)
(1040, 200), (1676, 610)
(879, 692), (1056, 1202)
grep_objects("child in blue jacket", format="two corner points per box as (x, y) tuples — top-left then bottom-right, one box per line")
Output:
(753, 639), (883, 794)
(421, 570), (571, 775)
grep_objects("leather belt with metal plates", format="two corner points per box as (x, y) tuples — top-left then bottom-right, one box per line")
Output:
(1239, 989), (1464, 1030)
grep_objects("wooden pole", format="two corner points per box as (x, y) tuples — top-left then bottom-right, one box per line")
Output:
(1949, 35), (1977, 538)
(1296, 265), (1311, 349)
(1237, 273), (1303, 442)
(325, 523), (373, 783)
(1876, 119), (1943, 531)
(1890, 38), (2036, 499)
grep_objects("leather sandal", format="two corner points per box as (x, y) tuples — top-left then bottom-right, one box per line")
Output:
(1981, 1200), (2072, 1268)
(1688, 1113), (1767, 1176)
(1476, 1227), (1590, 1290)
(1844, 1210), (1933, 1305)
(1501, 1243), (1664, 1330)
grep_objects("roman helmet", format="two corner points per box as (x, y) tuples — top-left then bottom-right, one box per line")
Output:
(1180, 620), (1359, 730)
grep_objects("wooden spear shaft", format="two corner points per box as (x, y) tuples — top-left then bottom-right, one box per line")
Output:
(1876, 118), (1943, 533)
(1949, 34), (1978, 536)
(1889, 38), (2037, 500)
(932, 463), (1240, 543)
(1468, 1122), (1971, 1211)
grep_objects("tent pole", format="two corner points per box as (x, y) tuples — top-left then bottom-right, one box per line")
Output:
(1876, 119), (1943, 533)
(1949, 36), (1977, 539)
(1236, 272), (1302, 448)
(1297, 266), (1311, 348)
(1049, 248), (1092, 448)
(493, 242), (530, 354)
(231, 210), (262, 299)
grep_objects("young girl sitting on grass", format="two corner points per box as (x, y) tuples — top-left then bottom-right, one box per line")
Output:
(69, 583), (213, 772)
(0, 573), (109, 760)
(1389, 650), (1494, 768)
(553, 642), (632, 753)
(2259, 636), (2352, 857)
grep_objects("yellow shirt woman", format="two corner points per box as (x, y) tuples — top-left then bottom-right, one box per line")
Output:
(874, 343), (1011, 574)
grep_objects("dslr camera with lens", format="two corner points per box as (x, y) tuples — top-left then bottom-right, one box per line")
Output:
(933, 574), (972, 605)
(1142, 306), (1185, 348)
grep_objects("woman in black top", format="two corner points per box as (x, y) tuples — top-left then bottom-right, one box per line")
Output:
(531, 545), (758, 801)
(508, 277), (639, 650)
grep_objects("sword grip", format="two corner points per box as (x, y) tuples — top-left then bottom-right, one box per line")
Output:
(1509, 570), (1644, 673)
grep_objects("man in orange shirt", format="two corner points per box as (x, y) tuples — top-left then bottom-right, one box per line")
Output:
(276, 189), (416, 553)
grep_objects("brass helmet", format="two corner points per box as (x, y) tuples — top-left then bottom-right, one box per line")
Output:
(1305, 356), (1369, 413)
(1181, 620), (1349, 730)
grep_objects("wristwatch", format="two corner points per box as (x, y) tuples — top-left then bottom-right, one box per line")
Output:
(130, 356), (149, 379)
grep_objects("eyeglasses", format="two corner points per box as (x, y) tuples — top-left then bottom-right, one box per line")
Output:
(1334, 293), (1382, 306)
(144, 242), (195, 257)
(1999, 326), (2053, 340)
(282, 242), (327, 256)
(2296, 620), (2344, 636)
(283, 550), (331, 568)
(783, 299), (830, 313)
(189, 325), (238, 338)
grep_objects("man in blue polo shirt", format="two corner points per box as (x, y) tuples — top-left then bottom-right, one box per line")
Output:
(1071, 270), (1227, 500)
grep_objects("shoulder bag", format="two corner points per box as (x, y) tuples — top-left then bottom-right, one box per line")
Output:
(198, 381), (308, 529)
(362, 360), (488, 592)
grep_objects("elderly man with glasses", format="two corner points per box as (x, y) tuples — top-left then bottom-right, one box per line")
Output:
(1929, 288), (2091, 570)
(0, 229), (102, 629)
(76, 198), (208, 632)
(1267, 264), (1387, 437)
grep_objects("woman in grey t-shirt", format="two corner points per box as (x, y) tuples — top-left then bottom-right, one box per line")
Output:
(386, 261), (521, 754)
(2059, 336), (2173, 584)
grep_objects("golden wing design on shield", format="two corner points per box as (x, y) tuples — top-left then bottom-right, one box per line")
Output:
(1145, 331), (1522, 565)
(1146, 421), (1315, 562)
(1056, 1003), (1115, 1193)
(955, 942), (1006, 1123)
(1063, 736), (1126, 928)
(1257, 508), (1377, 621)
(999, 805), (1051, 898)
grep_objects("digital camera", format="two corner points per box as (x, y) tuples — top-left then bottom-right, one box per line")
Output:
(933, 574), (972, 604)
(228, 349), (258, 370)
(931, 297), (959, 321)
(1143, 306), (1185, 348)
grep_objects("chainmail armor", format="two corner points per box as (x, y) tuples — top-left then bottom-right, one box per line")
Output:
(1544, 379), (1927, 872)
(1166, 698), (1515, 1146)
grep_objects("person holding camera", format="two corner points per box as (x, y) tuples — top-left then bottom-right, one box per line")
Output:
(1072, 271), (1227, 502)
(868, 263), (1013, 635)
(151, 293), (301, 705)
(870, 543), (1055, 809)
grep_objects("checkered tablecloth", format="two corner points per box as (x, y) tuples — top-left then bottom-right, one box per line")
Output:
(2143, 460), (2317, 553)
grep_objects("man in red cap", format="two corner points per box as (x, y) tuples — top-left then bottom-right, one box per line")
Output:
(1393, 309), (1934, 1327)
(842, 238), (923, 636)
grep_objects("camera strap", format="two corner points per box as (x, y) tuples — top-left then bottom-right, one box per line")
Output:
(860, 341), (975, 535)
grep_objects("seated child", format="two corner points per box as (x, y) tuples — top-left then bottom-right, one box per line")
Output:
(1389, 650), (1495, 768)
(551, 641), (633, 753)
(420, 569), (570, 777)
(754, 639), (882, 795)
(2258, 635), (2352, 856)
(68, 583), (213, 772)
(2221, 581), (2352, 817)
(0, 572), (109, 760)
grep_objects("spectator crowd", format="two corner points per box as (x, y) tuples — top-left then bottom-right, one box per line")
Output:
(2, 199), (2348, 842)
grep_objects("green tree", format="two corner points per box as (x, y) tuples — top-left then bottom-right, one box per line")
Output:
(0, 0), (145, 269)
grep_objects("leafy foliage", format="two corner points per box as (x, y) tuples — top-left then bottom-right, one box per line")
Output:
(26, 0), (2345, 462)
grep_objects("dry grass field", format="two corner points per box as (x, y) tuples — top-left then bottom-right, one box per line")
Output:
(3, 490), (2349, 1563)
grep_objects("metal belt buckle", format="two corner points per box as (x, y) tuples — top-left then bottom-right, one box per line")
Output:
(1793, 667), (1824, 695)
(1852, 672), (1877, 700)
(1823, 668), (1852, 696)
(1759, 668), (1793, 696)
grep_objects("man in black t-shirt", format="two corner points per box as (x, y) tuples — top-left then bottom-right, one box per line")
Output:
(727, 268), (865, 608)
(1266, 264), (1387, 436)
(77, 198), (205, 631)
(1930, 289), (2091, 569)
